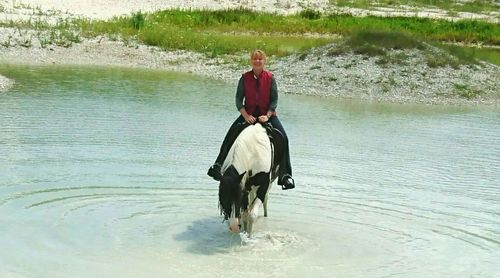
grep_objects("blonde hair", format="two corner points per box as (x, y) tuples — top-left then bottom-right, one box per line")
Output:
(250, 49), (266, 60)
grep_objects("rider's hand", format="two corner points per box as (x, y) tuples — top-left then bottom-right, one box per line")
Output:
(258, 115), (269, 123)
(245, 115), (256, 124)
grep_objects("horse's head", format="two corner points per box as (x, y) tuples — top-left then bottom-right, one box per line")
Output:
(218, 165), (245, 221)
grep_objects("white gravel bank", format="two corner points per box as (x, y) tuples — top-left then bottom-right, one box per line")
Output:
(1, 0), (497, 21)
(0, 73), (14, 92)
(271, 45), (499, 105)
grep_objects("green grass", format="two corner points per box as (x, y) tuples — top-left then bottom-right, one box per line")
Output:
(136, 26), (331, 57)
(333, 0), (500, 13)
(68, 9), (498, 58)
(1, 8), (499, 64)
(453, 83), (482, 100)
(131, 11), (145, 29)
(75, 9), (340, 57)
(348, 30), (424, 51)
(0, 17), (81, 47)
(327, 30), (493, 67)
(435, 43), (500, 66)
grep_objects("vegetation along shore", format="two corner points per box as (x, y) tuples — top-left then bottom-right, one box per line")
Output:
(0, 1), (499, 105)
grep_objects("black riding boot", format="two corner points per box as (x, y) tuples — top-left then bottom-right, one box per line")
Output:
(268, 117), (294, 190)
(207, 119), (247, 181)
(207, 163), (222, 181)
(278, 175), (295, 190)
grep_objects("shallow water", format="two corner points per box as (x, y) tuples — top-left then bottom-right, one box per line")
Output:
(0, 65), (499, 277)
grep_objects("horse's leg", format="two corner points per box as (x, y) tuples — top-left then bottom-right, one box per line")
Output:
(244, 212), (253, 235)
(263, 195), (268, 217)
(254, 173), (270, 218)
(241, 213), (248, 233)
(243, 187), (257, 235)
(246, 197), (262, 236)
(249, 197), (262, 220)
(263, 178), (272, 217)
(228, 204), (240, 233)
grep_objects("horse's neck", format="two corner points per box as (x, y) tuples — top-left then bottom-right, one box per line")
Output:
(228, 124), (271, 176)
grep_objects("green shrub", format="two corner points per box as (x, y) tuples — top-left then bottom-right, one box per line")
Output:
(348, 30), (423, 50)
(131, 11), (145, 29)
(299, 9), (322, 20)
(329, 30), (421, 58)
(453, 84), (482, 99)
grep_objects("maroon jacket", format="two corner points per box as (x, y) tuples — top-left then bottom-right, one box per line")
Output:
(242, 70), (275, 116)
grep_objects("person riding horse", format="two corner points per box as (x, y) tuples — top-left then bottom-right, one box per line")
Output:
(208, 49), (295, 190)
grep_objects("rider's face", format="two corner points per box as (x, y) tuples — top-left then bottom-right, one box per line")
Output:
(251, 55), (265, 72)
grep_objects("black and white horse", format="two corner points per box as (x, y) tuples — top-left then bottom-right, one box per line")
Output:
(218, 122), (283, 235)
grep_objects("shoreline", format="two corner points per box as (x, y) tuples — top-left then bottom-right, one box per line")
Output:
(0, 35), (243, 85)
(1, 0), (499, 105)
(2, 40), (498, 106)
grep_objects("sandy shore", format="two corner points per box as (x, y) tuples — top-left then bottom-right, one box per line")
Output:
(1, 0), (499, 105)
(1, 0), (497, 21)
(0, 0), (331, 20)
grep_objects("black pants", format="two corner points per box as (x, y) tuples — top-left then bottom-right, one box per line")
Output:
(214, 115), (292, 182)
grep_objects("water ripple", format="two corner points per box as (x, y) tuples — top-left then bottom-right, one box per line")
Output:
(1, 66), (499, 277)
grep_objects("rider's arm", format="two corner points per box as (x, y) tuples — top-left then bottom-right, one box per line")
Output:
(235, 76), (245, 111)
(267, 76), (278, 117)
(236, 76), (255, 123)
